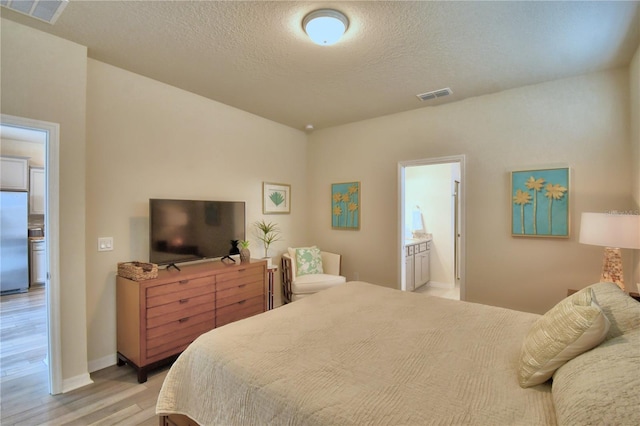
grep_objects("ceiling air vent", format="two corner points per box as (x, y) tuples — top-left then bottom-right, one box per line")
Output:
(416, 87), (453, 102)
(1, 0), (68, 25)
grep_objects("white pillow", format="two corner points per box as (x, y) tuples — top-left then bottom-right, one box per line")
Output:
(518, 288), (610, 388)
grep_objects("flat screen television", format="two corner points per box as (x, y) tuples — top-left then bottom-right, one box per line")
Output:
(149, 199), (245, 266)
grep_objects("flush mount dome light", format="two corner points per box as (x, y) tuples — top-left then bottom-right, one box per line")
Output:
(303, 9), (349, 46)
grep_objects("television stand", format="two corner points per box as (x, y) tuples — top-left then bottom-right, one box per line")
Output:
(166, 263), (181, 271)
(116, 259), (268, 382)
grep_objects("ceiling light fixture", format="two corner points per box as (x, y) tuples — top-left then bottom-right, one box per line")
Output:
(303, 9), (349, 46)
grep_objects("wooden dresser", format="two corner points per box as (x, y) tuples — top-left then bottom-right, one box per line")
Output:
(116, 259), (267, 382)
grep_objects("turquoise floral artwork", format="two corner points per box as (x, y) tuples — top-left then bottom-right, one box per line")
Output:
(332, 182), (360, 230)
(511, 167), (569, 237)
(263, 182), (290, 214)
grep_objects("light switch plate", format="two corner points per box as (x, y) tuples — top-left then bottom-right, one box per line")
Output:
(98, 237), (113, 252)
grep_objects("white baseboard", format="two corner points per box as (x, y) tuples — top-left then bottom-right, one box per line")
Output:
(428, 281), (455, 289)
(62, 373), (94, 393)
(88, 353), (117, 373)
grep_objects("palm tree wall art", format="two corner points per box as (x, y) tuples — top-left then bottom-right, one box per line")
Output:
(332, 182), (360, 230)
(511, 168), (569, 237)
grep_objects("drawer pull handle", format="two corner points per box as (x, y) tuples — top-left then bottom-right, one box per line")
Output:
(179, 280), (189, 284)
(238, 300), (246, 305)
(179, 299), (189, 304)
(238, 284), (246, 288)
(179, 317), (189, 323)
(238, 268), (246, 272)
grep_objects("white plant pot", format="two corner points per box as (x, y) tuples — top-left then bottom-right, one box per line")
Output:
(263, 257), (272, 268)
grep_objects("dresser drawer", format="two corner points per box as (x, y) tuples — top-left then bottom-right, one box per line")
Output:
(147, 310), (215, 340)
(147, 292), (215, 327)
(146, 319), (214, 360)
(216, 295), (264, 327)
(146, 276), (215, 308)
(217, 265), (264, 291)
(216, 279), (263, 308)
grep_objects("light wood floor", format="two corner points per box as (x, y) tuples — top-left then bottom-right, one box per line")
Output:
(1, 286), (169, 425)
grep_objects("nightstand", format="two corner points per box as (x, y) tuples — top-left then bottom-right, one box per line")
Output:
(567, 288), (640, 302)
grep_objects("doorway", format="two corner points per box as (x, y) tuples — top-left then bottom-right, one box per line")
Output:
(0, 114), (61, 394)
(398, 155), (465, 300)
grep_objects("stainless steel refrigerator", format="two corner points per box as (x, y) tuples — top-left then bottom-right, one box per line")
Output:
(1, 191), (29, 294)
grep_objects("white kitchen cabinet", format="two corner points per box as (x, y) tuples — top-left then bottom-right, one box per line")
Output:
(30, 239), (46, 285)
(29, 167), (45, 215)
(1, 156), (29, 191)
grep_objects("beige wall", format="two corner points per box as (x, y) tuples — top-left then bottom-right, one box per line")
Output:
(630, 44), (640, 287)
(307, 69), (634, 314)
(85, 60), (308, 369)
(1, 19), (89, 385)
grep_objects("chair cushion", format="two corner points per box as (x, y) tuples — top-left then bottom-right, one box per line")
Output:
(295, 247), (324, 276)
(291, 274), (346, 295)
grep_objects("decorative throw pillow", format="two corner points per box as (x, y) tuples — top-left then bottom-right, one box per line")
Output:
(552, 327), (640, 425)
(295, 247), (323, 276)
(518, 288), (610, 388)
(586, 282), (640, 340)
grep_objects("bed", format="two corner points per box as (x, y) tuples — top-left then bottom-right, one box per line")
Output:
(156, 281), (639, 425)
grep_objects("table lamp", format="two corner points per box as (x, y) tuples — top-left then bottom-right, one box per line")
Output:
(578, 212), (640, 291)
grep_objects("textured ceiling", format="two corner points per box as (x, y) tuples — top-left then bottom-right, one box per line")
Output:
(2, 1), (639, 131)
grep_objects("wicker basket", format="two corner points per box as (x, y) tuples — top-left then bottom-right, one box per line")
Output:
(118, 261), (158, 281)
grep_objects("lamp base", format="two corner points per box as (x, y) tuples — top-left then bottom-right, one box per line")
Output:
(600, 247), (625, 291)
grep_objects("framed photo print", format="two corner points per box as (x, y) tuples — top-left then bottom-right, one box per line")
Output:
(332, 181), (360, 230)
(263, 182), (290, 214)
(511, 167), (569, 238)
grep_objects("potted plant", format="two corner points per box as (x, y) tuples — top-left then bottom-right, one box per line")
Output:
(254, 219), (282, 266)
(239, 240), (251, 262)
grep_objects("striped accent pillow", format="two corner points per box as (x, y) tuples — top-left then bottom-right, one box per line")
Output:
(518, 288), (610, 388)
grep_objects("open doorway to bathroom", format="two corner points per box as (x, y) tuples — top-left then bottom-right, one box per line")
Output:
(398, 155), (465, 301)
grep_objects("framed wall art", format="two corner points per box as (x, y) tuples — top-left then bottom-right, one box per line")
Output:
(511, 167), (569, 238)
(263, 182), (290, 214)
(332, 181), (360, 230)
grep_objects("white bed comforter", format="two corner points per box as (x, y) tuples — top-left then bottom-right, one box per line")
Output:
(156, 281), (556, 425)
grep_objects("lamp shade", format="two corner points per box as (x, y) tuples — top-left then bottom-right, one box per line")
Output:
(579, 212), (640, 249)
(303, 9), (349, 45)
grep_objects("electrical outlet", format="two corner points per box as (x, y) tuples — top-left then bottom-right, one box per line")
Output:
(354, 272), (359, 281)
(98, 237), (113, 252)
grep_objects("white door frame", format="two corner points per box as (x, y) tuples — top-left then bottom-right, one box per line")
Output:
(398, 155), (466, 300)
(1, 113), (62, 394)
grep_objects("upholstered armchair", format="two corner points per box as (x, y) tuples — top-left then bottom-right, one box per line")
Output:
(281, 248), (346, 303)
